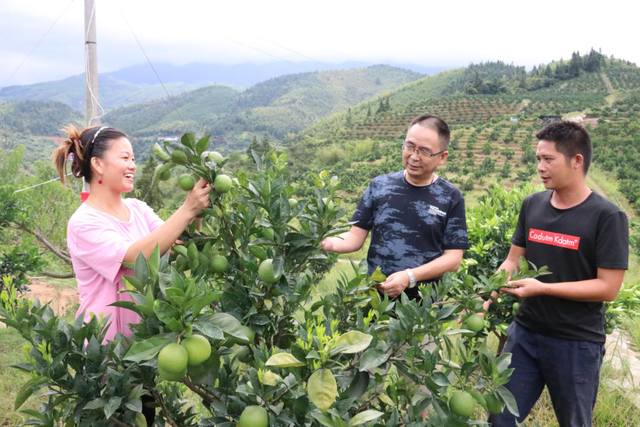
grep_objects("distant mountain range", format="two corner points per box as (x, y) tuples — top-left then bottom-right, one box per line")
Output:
(0, 61), (448, 111)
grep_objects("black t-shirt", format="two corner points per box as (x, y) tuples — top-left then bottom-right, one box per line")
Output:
(352, 171), (470, 299)
(512, 190), (629, 343)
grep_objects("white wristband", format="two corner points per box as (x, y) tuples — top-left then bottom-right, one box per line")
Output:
(405, 269), (416, 289)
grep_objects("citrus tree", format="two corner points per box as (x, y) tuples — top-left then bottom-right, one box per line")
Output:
(0, 134), (526, 426)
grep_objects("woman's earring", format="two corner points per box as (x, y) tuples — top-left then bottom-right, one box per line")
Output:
(98, 174), (103, 185)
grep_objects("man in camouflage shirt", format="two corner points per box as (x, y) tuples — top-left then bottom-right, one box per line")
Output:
(322, 114), (469, 299)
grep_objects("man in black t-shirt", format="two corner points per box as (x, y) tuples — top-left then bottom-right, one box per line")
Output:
(322, 114), (469, 300)
(488, 121), (629, 427)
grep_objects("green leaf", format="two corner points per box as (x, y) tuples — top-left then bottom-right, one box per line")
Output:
(358, 348), (389, 371)
(348, 410), (384, 426)
(330, 331), (373, 355)
(15, 377), (47, 410)
(134, 251), (149, 286)
(308, 369), (337, 412)
(497, 386), (520, 417)
(196, 136), (210, 155)
(153, 300), (181, 325)
(181, 133), (196, 150)
(190, 291), (223, 318)
(194, 321), (224, 340)
(207, 313), (247, 341)
(83, 397), (107, 411)
(346, 371), (369, 400)
(122, 276), (144, 293)
(104, 396), (122, 419)
(149, 244), (160, 284)
(370, 266), (386, 282)
(124, 335), (175, 362)
(265, 353), (306, 368)
(311, 412), (336, 427)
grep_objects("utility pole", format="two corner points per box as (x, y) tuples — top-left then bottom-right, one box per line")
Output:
(83, 0), (99, 197)
(84, 0), (100, 128)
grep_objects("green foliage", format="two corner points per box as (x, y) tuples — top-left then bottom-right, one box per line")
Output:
(0, 101), (83, 136)
(126, 155), (164, 211)
(1, 135), (519, 426)
(0, 247), (42, 292)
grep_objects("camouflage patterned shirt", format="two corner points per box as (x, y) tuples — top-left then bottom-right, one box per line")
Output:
(352, 171), (469, 299)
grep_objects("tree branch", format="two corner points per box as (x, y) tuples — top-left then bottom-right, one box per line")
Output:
(151, 388), (180, 427)
(16, 223), (72, 265)
(182, 377), (220, 405)
(41, 270), (75, 279)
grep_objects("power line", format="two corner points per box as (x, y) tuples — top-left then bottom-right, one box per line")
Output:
(118, 7), (186, 122)
(13, 173), (74, 194)
(0, 0), (77, 93)
(211, 32), (308, 70)
(249, 34), (333, 69)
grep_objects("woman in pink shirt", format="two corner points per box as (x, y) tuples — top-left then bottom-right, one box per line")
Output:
(53, 125), (211, 342)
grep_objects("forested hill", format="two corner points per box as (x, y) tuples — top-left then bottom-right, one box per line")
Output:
(102, 65), (423, 146)
(0, 100), (83, 136)
(0, 75), (204, 111)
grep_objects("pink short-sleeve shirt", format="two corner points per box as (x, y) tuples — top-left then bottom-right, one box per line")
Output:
(67, 198), (164, 342)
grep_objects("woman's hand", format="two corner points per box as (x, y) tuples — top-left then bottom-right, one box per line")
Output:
(183, 178), (212, 218)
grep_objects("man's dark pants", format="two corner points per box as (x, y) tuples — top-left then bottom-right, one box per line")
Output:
(489, 322), (604, 427)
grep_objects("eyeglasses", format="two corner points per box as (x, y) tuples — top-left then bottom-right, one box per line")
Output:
(402, 142), (446, 158)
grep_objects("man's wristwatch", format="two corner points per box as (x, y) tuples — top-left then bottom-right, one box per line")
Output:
(405, 269), (417, 289)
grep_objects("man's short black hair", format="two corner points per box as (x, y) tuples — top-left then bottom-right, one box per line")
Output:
(535, 120), (592, 174)
(409, 114), (451, 150)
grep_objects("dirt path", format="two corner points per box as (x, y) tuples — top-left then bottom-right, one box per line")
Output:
(601, 72), (614, 94)
(25, 278), (79, 316)
(605, 329), (640, 408)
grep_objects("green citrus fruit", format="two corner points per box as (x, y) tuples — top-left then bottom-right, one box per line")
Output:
(605, 326), (614, 334)
(208, 151), (224, 165)
(238, 405), (268, 427)
(235, 346), (252, 363)
(484, 393), (503, 414)
(155, 164), (171, 181)
(608, 318), (616, 328)
(158, 343), (188, 374)
(512, 302), (520, 312)
(158, 366), (187, 381)
(258, 259), (281, 284)
(178, 174), (196, 191)
(288, 198), (298, 209)
(450, 391), (475, 418)
(211, 255), (229, 274)
(182, 335), (212, 366)
(260, 228), (275, 240)
(214, 174), (233, 193)
(463, 314), (485, 334)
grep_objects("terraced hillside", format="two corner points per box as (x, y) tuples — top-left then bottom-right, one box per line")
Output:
(291, 57), (640, 217)
(300, 56), (639, 144)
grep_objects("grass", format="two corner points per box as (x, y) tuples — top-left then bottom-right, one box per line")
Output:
(0, 327), (36, 426)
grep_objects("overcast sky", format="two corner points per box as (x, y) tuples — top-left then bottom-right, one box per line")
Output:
(1, 0), (638, 86)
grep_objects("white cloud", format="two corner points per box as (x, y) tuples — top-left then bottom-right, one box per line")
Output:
(1, 0), (638, 86)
